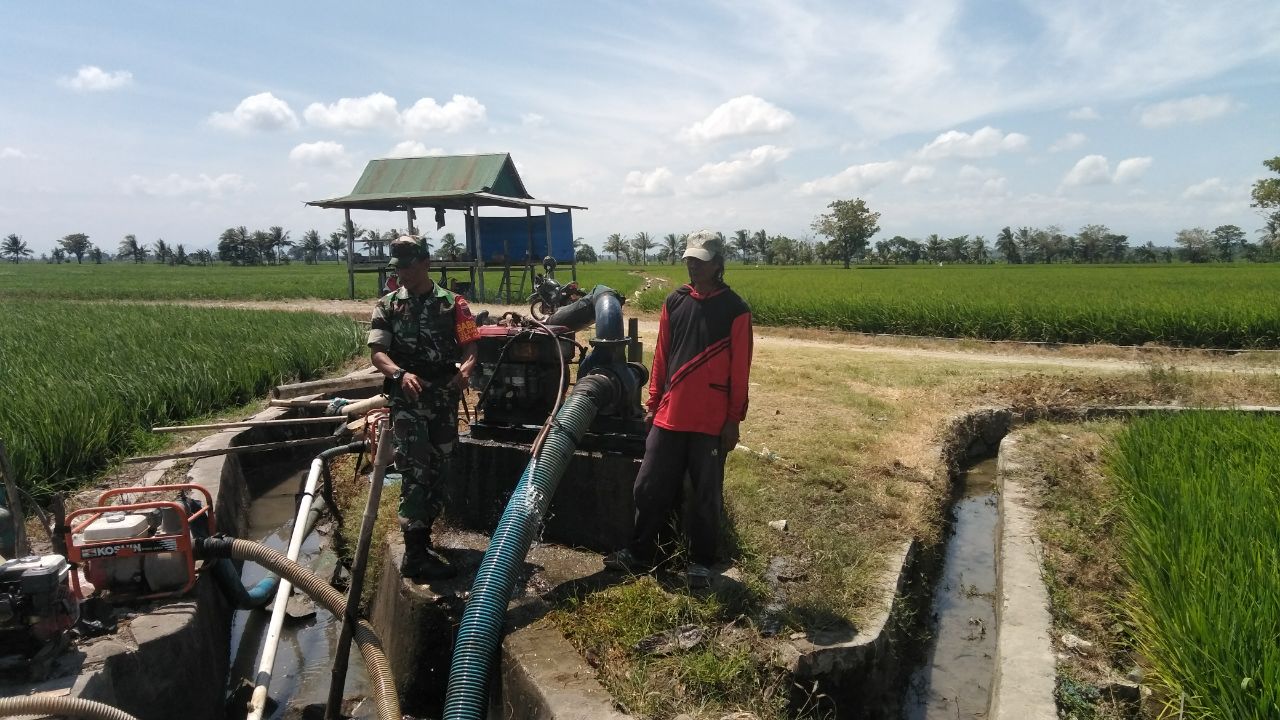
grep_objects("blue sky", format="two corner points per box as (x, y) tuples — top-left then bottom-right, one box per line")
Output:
(2, 1), (1278, 256)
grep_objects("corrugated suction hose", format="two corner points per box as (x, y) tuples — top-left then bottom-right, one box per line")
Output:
(196, 537), (400, 720)
(0, 696), (139, 720)
(442, 373), (617, 720)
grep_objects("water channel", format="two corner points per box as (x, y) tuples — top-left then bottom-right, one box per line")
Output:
(902, 456), (1000, 719)
(225, 458), (369, 719)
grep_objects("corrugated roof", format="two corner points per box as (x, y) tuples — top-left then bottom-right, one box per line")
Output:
(307, 153), (563, 210)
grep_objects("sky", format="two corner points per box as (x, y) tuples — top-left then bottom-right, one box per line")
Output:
(2, 1), (1279, 257)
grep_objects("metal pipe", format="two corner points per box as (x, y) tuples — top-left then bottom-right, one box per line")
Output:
(325, 419), (394, 720)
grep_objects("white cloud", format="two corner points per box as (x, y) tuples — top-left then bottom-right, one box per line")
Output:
(1068, 107), (1100, 121)
(289, 141), (348, 166)
(59, 65), (132, 92)
(981, 177), (1009, 197)
(121, 172), (250, 198)
(386, 141), (444, 158)
(1139, 94), (1238, 128)
(957, 164), (999, 184)
(1049, 132), (1087, 152)
(901, 165), (935, 184)
(521, 113), (547, 127)
(680, 95), (795, 144)
(402, 95), (486, 134)
(209, 92), (299, 132)
(1, 147), (27, 159)
(798, 160), (899, 196)
(1181, 177), (1230, 200)
(304, 92), (399, 130)
(686, 145), (791, 196)
(917, 126), (1028, 160)
(622, 167), (675, 196)
(1062, 154), (1112, 187)
(1113, 156), (1153, 184)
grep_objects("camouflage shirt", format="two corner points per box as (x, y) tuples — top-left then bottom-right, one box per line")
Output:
(368, 282), (479, 378)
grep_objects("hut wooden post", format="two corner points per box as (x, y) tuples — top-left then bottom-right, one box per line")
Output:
(344, 209), (356, 300)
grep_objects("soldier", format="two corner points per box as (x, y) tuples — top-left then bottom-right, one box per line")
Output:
(368, 235), (479, 579)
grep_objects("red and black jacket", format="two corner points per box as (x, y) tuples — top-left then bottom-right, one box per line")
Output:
(648, 284), (753, 435)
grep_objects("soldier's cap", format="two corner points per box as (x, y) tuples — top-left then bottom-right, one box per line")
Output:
(682, 229), (724, 262)
(387, 235), (430, 269)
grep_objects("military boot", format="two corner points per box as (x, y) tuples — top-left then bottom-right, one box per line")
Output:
(399, 527), (457, 580)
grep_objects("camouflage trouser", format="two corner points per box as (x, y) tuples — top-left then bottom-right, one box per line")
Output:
(390, 382), (460, 531)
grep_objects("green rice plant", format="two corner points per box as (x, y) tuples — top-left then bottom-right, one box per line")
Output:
(1108, 412), (1280, 718)
(0, 263), (645, 302)
(635, 264), (1280, 348)
(0, 300), (364, 498)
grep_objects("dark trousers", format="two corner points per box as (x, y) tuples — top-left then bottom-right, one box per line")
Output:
(630, 426), (725, 566)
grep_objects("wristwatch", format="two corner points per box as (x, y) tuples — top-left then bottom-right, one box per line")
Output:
(389, 369), (405, 383)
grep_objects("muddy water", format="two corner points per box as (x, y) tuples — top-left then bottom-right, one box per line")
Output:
(225, 460), (368, 719)
(902, 457), (999, 720)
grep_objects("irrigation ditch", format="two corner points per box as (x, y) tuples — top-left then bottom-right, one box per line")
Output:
(5, 391), (1279, 719)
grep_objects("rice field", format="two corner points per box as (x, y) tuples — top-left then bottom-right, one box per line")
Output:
(0, 262), (645, 303)
(0, 299), (365, 498)
(1108, 411), (1280, 718)
(635, 263), (1280, 348)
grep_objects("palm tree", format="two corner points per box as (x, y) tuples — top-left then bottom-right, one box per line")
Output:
(603, 233), (628, 263)
(752, 229), (770, 264)
(437, 232), (463, 260)
(300, 229), (323, 264)
(2, 234), (32, 263)
(267, 226), (292, 265)
(153, 238), (171, 264)
(193, 249), (214, 266)
(731, 229), (752, 263)
(1015, 227), (1038, 264)
(631, 232), (654, 265)
(660, 233), (680, 264)
(326, 231), (346, 263)
(173, 244), (188, 266)
(968, 236), (989, 264)
(995, 226), (1019, 264)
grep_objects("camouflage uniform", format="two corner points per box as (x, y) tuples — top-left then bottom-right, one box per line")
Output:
(368, 282), (478, 535)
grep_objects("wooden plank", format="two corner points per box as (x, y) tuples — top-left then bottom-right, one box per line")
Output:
(124, 436), (335, 464)
(151, 417), (347, 433)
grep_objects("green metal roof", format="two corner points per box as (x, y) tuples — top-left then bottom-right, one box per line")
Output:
(306, 153), (542, 210)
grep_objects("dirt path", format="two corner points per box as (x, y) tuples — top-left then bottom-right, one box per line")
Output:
(154, 298), (1280, 377)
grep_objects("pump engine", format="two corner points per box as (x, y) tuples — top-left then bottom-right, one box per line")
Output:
(0, 554), (79, 673)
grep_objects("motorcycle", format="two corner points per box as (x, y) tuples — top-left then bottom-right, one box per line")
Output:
(527, 257), (585, 321)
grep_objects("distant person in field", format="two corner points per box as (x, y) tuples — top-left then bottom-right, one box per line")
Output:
(368, 235), (479, 580)
(605, 229), (754, 588)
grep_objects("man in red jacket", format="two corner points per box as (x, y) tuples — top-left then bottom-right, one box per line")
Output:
(605, 230), (753, 587)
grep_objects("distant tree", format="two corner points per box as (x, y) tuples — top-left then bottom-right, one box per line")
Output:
(51, 248), (66, 264)
(995, 226), (1019, 264)
(1133, 241), (1159, 263)
(1075, 224), (1109, 263)
(438, 232), (463, 260)
(299, 229), (323, 264)
(1250, 156), (1280, 210)
(1103, 233), (1130, 263)
(574, 240), (598, 263)
(118, 234), (144, 263)
(218, 226), (253, 265)
(752, 229), (772, 265)
(812, 197), (880, 269)
(60, 233), (91, 263)
(192, 249), (214, 266)
(602, 233), (627, 262)
(1258, 211), (1280, 257)
(90, 246), (104, 264)
(153, 238), (171, 264)
(630, 232), (654, 265)
(1210, 224), (1246, 262)
(660, 233), (681, 265)
(266, 226), (292, 264)
(326, 231), (346, 263)
(2, 234), (31, 263)
(173, 244), (188, 266)
(923, 234), (947, 263)
(1174, 227), (1213, 263)
(1014, 226), (1038, 264)
(968, 235), (989, 264)
(730, 229), (753, 263)
(946, 235), (970, 263)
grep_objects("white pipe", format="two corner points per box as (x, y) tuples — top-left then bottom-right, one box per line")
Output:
(245, 457), (325, 720)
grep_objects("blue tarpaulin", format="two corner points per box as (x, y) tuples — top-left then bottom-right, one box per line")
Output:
(467, 210), (574, 263)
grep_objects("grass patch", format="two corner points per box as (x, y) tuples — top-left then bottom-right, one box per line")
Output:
(0, 299), (364, 499)
(1108, 412), (1280, 718)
